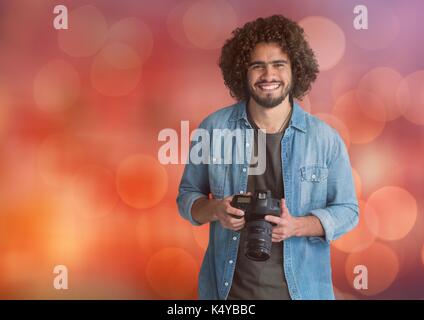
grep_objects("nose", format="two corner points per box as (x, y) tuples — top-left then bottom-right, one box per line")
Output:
(261, 64), (277, 81)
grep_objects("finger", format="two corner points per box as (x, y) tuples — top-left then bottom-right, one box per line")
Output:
(272, 233), (287, 242)
(280, 198), (285, 217)
(233, 224), (245, 231)
(272, 232), (284, 239)
(272, 234), (283, 242)
(228, 217), (245, 225)
(231, 221), (245, 229)
(226, 205), (245, 218)
(264, 215), (282, 225)
(281, 198), (289, 217)
(231, 219), (245, 228)
(233, 221), (245, 228)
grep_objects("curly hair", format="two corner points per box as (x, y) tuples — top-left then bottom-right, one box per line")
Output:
(219, 15), (319, 101)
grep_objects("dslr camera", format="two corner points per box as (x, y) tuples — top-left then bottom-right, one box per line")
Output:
(230, 190), (281, 261)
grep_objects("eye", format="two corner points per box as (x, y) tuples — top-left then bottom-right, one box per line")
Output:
(251, 64), (263, 70)
(273, 63), (285, 68)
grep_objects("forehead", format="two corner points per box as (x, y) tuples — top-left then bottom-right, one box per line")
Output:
(249, 42), (289, 62)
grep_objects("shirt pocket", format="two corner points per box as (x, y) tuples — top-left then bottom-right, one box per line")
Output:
(299, 165), (328, 210)
(209, 164), (227, 199)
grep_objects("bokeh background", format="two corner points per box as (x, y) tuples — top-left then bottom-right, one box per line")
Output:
(0, 0), (423, 299)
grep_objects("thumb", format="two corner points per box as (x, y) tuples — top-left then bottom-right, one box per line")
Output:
(223, 195), (235, 204)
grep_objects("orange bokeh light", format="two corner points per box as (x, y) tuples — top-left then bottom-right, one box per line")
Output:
(169, 60), (233, 124)
(299, 16), (345, 71)
(352, 142), (404, 197)
(182, 0), (238, 50)
(57, 5), (108, 57)
(37, 134), (87, 188)
(422, 244), (424, 267)
(349, 3), (400, 51)
(33, 60), (80, 113)
(136, 203), (197, 259)
(145, 247), (199, 298)
(192, 224), (209, 250)
(331, 64), (368, 100)
(70, 165), (119, 219)
(91, 42), (142, 97)
(333, 200), (376, 253)
(352, 168), (362, 199)
(166, 0), (194, 48)
(333, 287), (358, 300)
(116, 154), (168, 210)
(396, 70), (424, 126)
(295, 96), (311, 113)
(108, 17), (153, 64)
(364, 186), (417, 241)
(357, 67), (404, 121)
(314, 112), (351, 149)
(345, 242), (399, 296)
(332, 90), (385, 144)
(0, 86), (12, 137)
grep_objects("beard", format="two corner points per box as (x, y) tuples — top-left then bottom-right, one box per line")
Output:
(247, 81), (292, 109)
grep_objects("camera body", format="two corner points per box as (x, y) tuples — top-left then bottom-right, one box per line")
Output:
(230, 190), (281, 261)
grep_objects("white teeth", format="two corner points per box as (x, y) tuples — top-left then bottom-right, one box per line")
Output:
(258, 84), (280, 90)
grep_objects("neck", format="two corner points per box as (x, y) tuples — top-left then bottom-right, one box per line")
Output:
(247, 97), (292, 133)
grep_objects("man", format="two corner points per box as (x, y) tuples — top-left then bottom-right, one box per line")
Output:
(177, 15), (358, 300)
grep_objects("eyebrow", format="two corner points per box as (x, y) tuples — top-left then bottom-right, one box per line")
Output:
(248, 59), (288, 66)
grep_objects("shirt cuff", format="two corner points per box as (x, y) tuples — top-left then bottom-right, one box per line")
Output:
(308, 208), (335, 243)
(180, 192), (208, 226)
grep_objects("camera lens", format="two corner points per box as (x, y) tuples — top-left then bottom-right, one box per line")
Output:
(244, 220), (273, 261)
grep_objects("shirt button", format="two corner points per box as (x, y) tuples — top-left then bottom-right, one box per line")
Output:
(242, 168), (247, 172)
(229, 260), (233, 264)
(311, 174), (316, 179)
(232, 236), (237, 241)
(246, 143), (250, 147)
(240, 190), (244, 194)
(212, 157), (217, 162)
(224, 282), (229, 287)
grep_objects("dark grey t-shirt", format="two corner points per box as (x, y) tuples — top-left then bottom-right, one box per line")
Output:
(227, 108), (292, 300)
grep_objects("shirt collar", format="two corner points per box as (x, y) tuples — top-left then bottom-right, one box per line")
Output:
(229, 100), (307, 133)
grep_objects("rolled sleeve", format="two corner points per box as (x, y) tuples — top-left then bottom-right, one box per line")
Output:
(176, 120), (211, 226)
(177, 192), (207, 226)
(308, 208), (335, 243)
(308, 131), (359, 242)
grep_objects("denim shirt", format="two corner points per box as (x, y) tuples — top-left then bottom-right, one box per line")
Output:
(176, 101), (359, 300)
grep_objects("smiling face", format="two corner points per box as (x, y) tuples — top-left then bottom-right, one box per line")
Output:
(246, 42), (293, 108)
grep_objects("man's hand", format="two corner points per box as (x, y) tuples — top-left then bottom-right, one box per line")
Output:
(213, 195), (246, 231)
(264, 199), (326, 241)
(264, 199), (300, 242)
